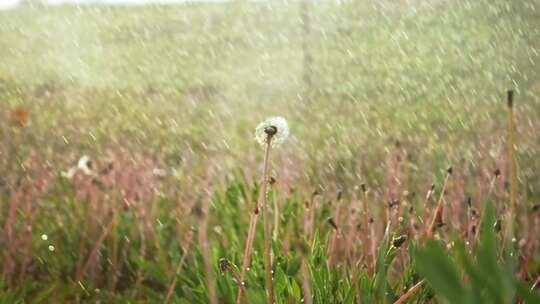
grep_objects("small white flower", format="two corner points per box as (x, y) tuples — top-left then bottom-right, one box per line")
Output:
(77, 155), (93, 176)
(41, 234), (48, 241)
(255, 116), (289, 147)
(48, 245), (55, 252)
(61, 155), (94, 179)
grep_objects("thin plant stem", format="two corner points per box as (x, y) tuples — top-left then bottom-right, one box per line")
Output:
(519, 212), (538, 280)
(200, 192), (217, 304)
(393, 280), (425, 304)
(426, 172), (451, 238)
(236, 138), (273, 304)
(109, 198), (119, 291)
(531, 275), (540, 291)
(164, 228), (194, 304)
(272, 193), (279, 242)
(506, 90), (517, 241)
(362, 189), (372, 276)
(236, 209), (259, 304)
(80, 214), (115, 279)
(261, 140), (275, 304)
(300, 259), (312, 304)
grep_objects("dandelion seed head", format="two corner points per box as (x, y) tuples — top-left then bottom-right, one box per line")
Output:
(41, 234), (48, 241)
(48, 245), (55, 252)
(255, 116), (289, 147)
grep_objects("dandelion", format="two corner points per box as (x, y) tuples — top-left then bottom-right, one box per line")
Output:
(41, 234), (48, 241)
(77, 155), (93, 175)
(237, 116), (289, 304)
(255, 116), (289, 147)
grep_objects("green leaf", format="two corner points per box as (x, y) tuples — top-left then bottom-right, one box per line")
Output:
(477, 202), (512, 303)
(515, 281), (540, 304)
(414, 240), (467, 303)
(31, 284), (57, 304)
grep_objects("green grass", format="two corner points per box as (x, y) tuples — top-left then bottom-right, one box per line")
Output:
(1, 0), (539, 190)
(1, 0), (540, 302)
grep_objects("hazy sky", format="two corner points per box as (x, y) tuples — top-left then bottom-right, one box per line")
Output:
(0, 0), (227, 7)
(0, 0), (19, 9)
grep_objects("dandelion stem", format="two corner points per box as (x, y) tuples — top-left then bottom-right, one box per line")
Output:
(237, 137), (274, 304)
(261, 139), (275, 304)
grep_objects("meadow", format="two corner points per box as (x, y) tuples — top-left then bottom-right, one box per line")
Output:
(1, 0), (540, 302)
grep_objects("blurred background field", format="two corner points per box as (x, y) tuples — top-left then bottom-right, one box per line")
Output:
(1, 0), (540, 302)
(1, 0), (539, 188)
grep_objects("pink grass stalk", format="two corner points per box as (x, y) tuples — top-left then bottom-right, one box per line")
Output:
(75, 180), (100, 282)
(108, 198), (119, 291)
(236, 208), (259, 304)
(422, 184), (436, 233)
(80, 214), (115, 280)
(343, 207), (357, 265)
(361, 186), (373, 276)
(531, 275), (540, 291)
(272, 192), (280, 242)
(164, 228), (195, 304)
(426, 169), (452, 238)
(116, 219), (139, 290)
(2, 185), (23, 283)
(519, 210), (539, 281)
(506, 90), (518, 239)
(132, 212), (148, 298)
(300, 259), (312, 304)
(18, 189), (36, 284)
(393, 280), (425, 304)
(199, 190), (217, 304)
(328, 191), (342, 267)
